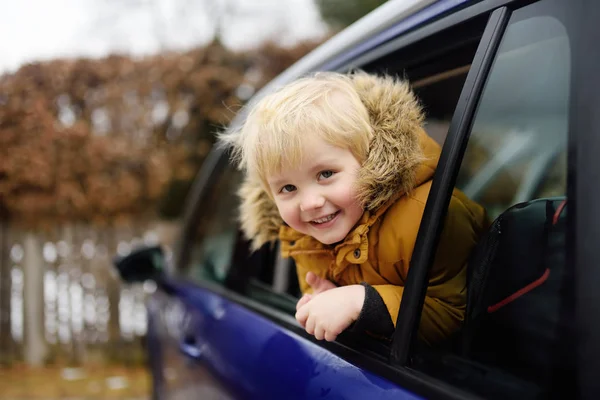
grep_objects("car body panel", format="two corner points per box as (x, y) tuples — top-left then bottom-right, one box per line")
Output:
(162, 281), (424, 400)
(148, 293), (238, 400)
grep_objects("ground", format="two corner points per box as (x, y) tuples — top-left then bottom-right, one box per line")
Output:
(0, 365), (150, 400)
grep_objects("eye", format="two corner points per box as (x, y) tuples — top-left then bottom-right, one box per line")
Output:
(280, 184), (296, 193)
(318, 170), (335, 180)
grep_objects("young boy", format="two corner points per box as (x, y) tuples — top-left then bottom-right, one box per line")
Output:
(220, 71), (488, 345)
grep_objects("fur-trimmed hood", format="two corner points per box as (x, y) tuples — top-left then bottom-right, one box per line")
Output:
(238, 72), (441, 250)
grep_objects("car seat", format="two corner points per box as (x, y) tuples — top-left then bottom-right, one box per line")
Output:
(461, 197), (574, 392)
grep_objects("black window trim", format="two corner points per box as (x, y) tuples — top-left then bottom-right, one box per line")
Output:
(569, 1), (600, 398)
(390, 6), (510, 365)
(334, 0), (537, 73)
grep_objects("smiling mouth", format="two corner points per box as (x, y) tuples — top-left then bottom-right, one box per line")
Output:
(310, 211), (340, 225)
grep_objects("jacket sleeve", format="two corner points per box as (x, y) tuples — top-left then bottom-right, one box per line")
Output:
(370, 282), (465, 345)
(370, 191), (487, 345)
(350, 283), (395, 338)
(351, 282), (465, 344)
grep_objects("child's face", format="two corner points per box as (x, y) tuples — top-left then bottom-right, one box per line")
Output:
(267, 136), (364, 245)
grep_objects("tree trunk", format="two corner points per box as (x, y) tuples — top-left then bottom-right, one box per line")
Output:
(23, 231), (48, 366)
(107, 225), (125, 363)
(0, 215), (12, 365)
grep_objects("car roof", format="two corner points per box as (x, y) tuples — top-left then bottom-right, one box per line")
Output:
(233, 0), (473, 127)
(275, 0), (437, 79)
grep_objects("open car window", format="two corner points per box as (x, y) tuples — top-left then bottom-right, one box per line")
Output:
(180, 51), (485, 321)
(177, 1), (490, 356)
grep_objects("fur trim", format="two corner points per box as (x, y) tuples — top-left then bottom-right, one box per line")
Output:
(238, 176), (283, 250)
(351, 72), (425, 211)
(239, 72), (426, 250)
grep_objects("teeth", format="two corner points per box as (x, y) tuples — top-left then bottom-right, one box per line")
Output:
(312, 213), (336, 224)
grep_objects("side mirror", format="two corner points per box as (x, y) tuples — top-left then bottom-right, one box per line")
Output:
(113, 245), (166, 284)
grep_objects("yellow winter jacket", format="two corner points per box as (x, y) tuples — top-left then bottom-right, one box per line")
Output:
(237, 73), (488, 345)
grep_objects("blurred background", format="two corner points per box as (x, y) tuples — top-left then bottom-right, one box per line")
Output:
(0, 0), (386, 398)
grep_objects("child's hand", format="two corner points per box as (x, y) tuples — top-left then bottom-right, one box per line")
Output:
(306, 271), (336, 293)
(295, 272), (336, 310)
(295, 285), (365, 342)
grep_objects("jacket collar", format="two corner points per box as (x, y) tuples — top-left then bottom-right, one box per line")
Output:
(279, 192), (398, 249)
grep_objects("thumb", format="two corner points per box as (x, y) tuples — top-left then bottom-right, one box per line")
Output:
(306, 271), (320, 288)
(296, 293), (312, 311)
(306, 271), (334, 294)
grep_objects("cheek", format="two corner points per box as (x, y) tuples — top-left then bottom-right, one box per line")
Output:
(275, 202), (299, 226)
(335, 184), (360, 208)
(338, 185), (363, 220)
(346, 198), (364, 219)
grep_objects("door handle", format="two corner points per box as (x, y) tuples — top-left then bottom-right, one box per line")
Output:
(179, 336), (204, 361)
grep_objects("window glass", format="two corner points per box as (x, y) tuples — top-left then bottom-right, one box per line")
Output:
(180, 161), (299, 314)
(183, 165), (242, 284)
(415, 1), (572, 398)
(456, 12), (569, 216)
(365, 15), (487, 148)
(413, 66), (471, 146)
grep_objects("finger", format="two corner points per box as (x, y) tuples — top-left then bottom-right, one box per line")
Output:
(305, 271), (318, 288)
(305, 315), (316, 336)
(324, 328), (339, 342)
(306, 272), (331, 295)
(296, 294), (312, 311)
(314, 324), (325, 341)
(295, 306), (309, 327)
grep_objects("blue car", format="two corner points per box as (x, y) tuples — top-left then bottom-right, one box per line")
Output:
(115, 0), (600, 398)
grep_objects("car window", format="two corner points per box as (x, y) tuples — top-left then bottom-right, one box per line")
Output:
(178, 6), (487, 345)
(183, 165), (242, 284)
(414, 1), (572, 398)
(180, 161), (300, 314)
(363, 19), (484, 149)
(413, 66), (471, 146)
(456, 12), (569, 218)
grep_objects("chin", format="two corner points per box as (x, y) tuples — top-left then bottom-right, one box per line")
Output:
(316, 232), (346, 245)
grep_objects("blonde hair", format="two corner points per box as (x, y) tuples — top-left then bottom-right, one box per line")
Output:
(221, 72), (373, 190)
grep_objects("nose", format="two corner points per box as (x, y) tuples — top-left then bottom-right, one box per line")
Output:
(299, 190), (325, 212)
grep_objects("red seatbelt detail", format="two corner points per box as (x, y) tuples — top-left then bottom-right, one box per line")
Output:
(553, 199), (567, 226)
(487, 268), (550, 313)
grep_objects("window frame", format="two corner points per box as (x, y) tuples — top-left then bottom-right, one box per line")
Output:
(168, 0), (597, 398)
(390, 6), (510, 365)
(569, 1), (600, 398)
(404, 3), (576, 397)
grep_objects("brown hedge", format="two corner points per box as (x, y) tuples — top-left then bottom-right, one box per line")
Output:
(0, 39), (322, 228)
